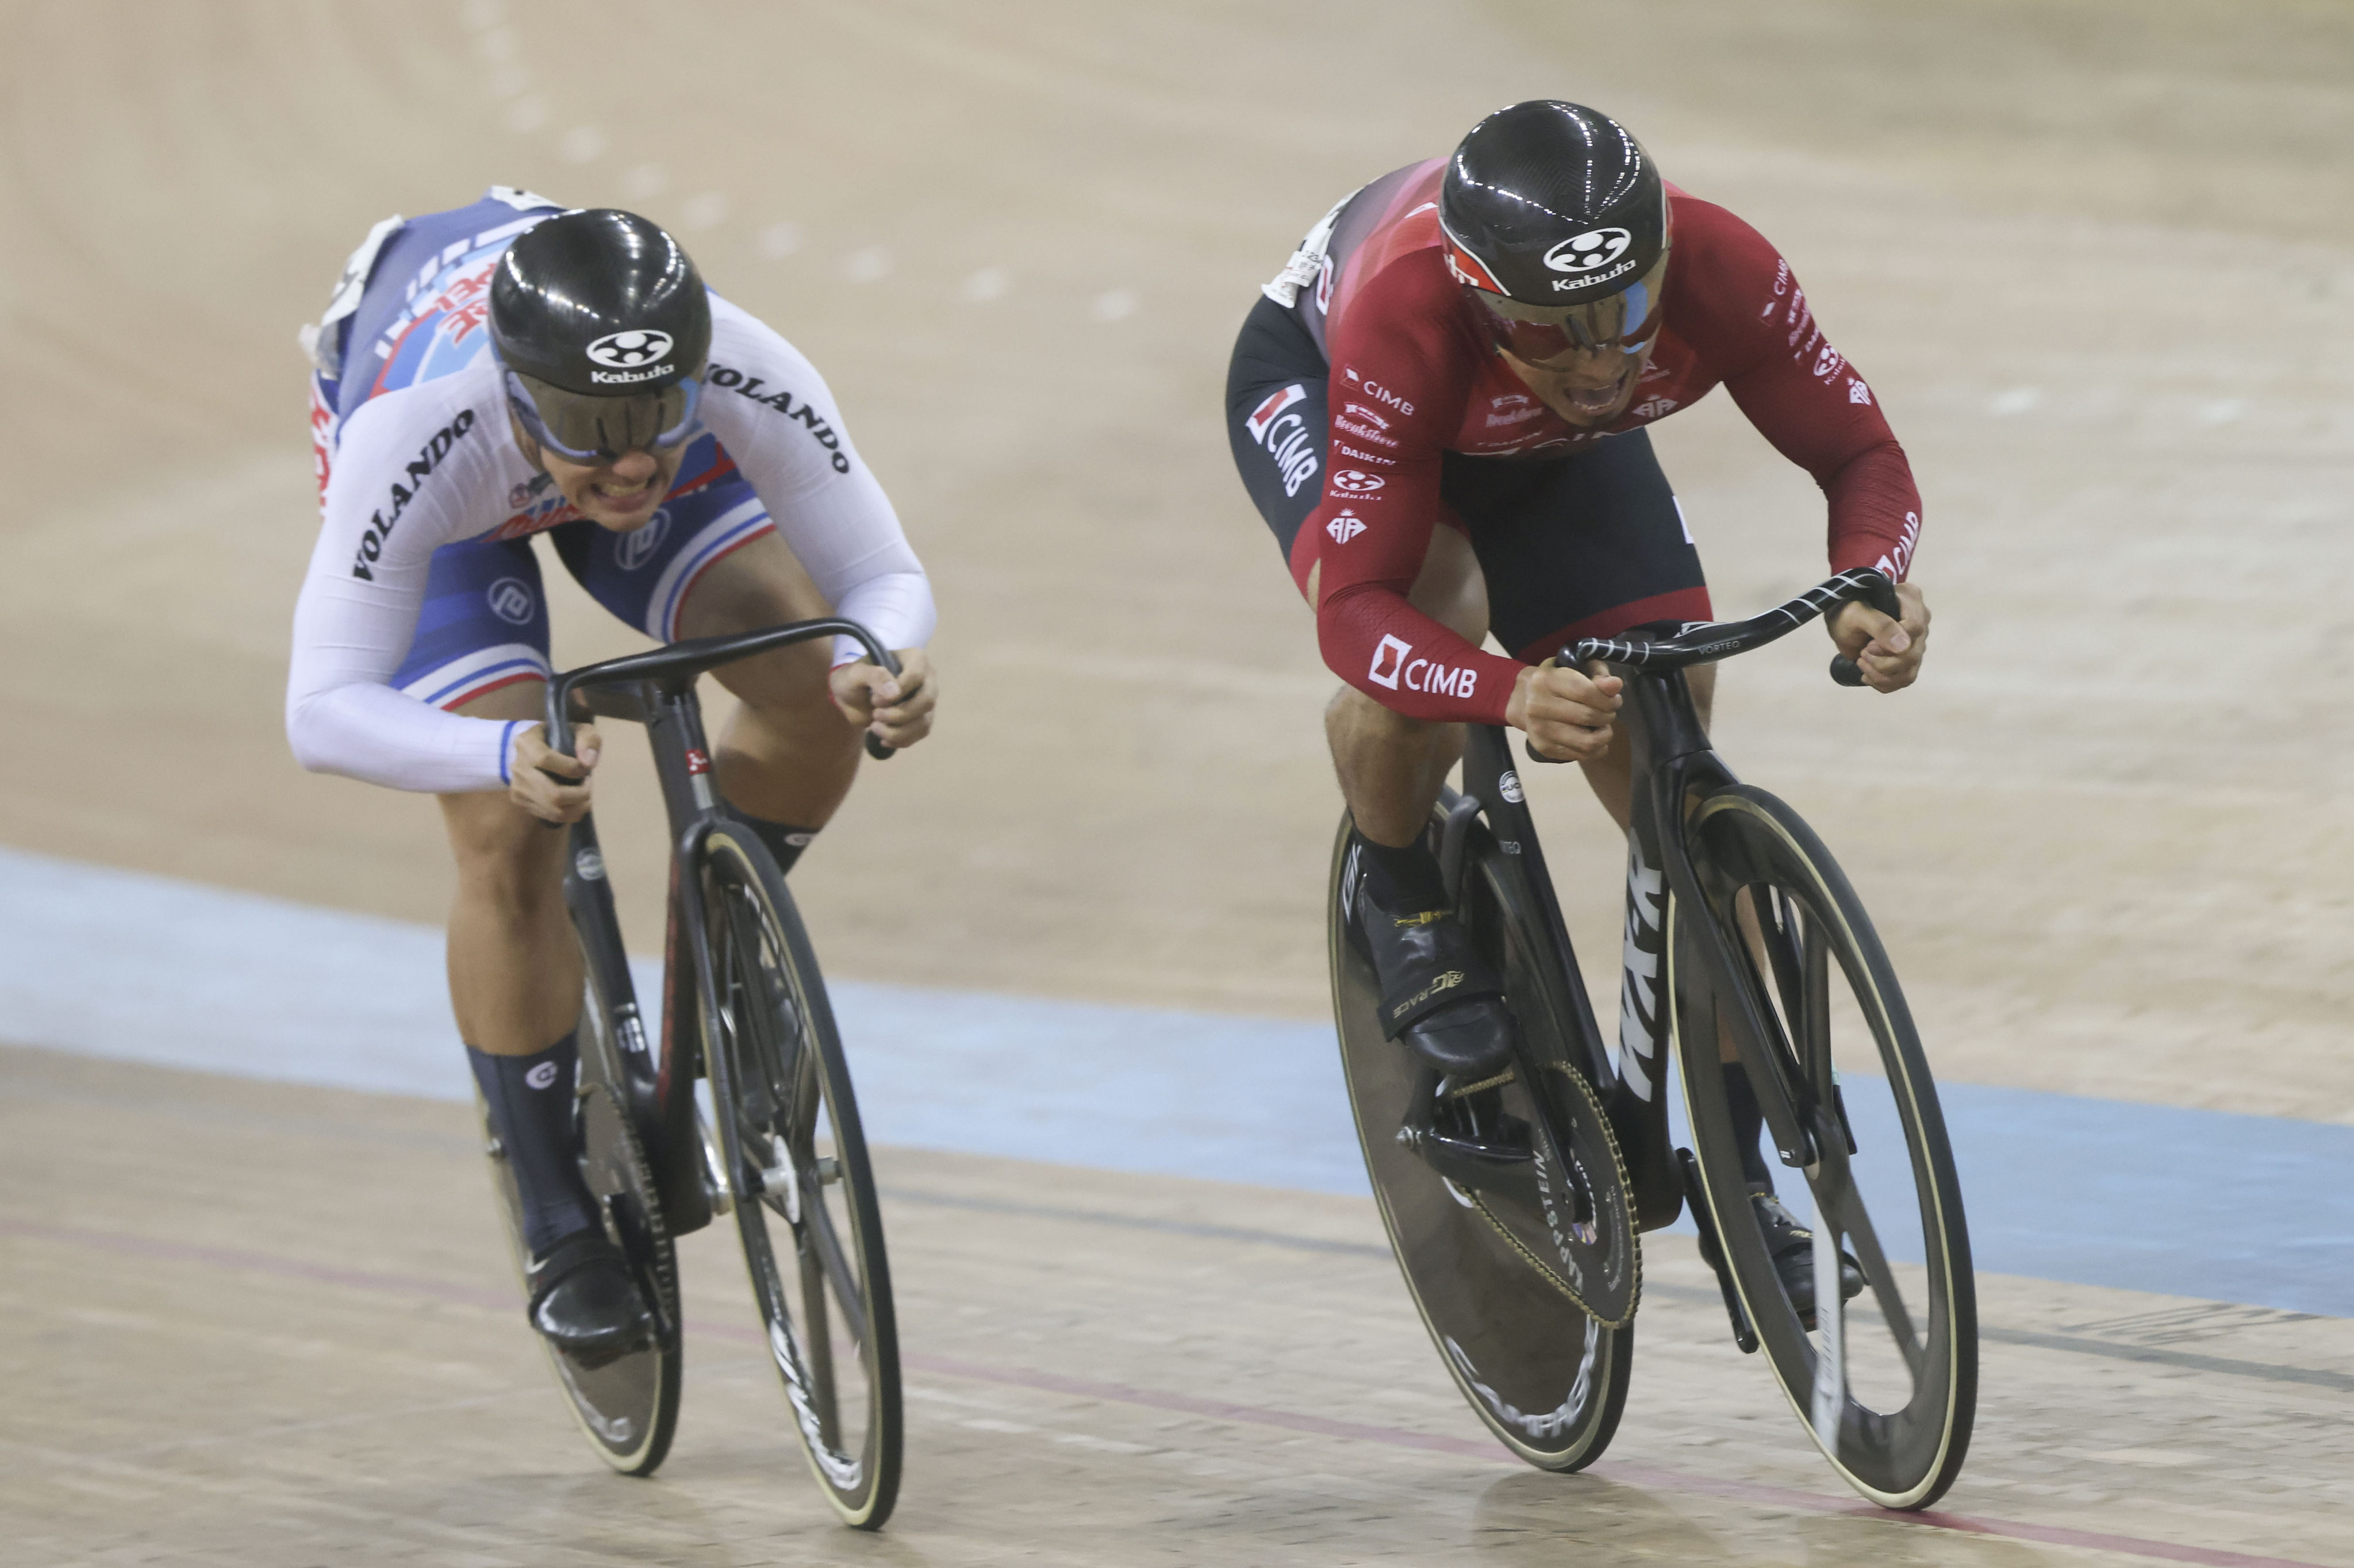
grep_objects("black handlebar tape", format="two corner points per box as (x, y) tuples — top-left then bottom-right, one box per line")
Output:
(865, 733), (896, 762)
(1828, 570), (1902, 687)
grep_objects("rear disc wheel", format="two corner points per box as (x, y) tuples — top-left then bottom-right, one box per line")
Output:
(1330, 812), (1636, 1472)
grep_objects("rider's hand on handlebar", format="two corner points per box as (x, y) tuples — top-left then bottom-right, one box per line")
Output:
(509, 722), (601, 824)
(1507, 658), (1623, 763)
(831, 647), (936, 751)
(1827, 581), (1930, 694)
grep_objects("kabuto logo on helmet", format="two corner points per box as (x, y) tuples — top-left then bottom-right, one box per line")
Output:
(1543, 228), (1633, 272)
(586, 329), (675, 369)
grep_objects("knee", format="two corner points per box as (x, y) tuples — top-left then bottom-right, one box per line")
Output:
(448, 810), (565, 919)
(730, 640), (850, 731)
(1326, 683), (1453, 754)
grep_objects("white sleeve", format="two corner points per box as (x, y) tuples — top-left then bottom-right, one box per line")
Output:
(285, 382), (527, 794)
(699, 297), (937, 665)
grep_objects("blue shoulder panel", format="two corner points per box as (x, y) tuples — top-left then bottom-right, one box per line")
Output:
(317, 188), (564, 428)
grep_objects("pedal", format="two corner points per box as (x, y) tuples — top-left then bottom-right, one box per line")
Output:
(1678, 1148), (1759, 1354)
(1402, 1116), (1543, 1220)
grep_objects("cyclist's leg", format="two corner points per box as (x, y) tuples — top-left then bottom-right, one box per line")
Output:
(1224, 295), (1481, 845)
(1457, 435), (1781, 1179)
(673, 532), (855, 828)
(1228, 295), (1512, 1072)
(394, 535), (649, 1349)
(555, 487), (857, 871)
(1320, 522), (1488, 846)
(378, 535), (576, 1056)
(1464, 428), (1712, 834)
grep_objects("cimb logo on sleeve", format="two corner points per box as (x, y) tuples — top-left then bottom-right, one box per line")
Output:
(1368, 633), (1411, 690)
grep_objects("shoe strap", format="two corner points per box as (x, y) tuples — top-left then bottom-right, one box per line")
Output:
(527, 1227), (626, 1310)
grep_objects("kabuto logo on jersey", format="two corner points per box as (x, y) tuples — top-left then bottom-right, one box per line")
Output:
(1331, 470), (1385, 494)
(348, 409), (478, 580)
(706, 363), (853, 474)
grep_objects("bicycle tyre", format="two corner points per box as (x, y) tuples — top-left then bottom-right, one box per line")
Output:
(1670, 783), (1976, 1509)
(1328, 812), (1636, 1473)
(480, 972), (683, 1476)
(698, 825), (902, 1529)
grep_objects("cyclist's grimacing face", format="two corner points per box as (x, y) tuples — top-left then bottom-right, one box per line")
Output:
(511, 413), (685, 531)
(1499, 340), (1657, 426)
(1471, 252), (1666, 426)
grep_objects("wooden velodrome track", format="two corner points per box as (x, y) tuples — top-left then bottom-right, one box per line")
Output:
(3, 0), (2351, 1562)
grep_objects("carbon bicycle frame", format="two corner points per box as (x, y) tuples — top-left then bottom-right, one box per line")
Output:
(542, 618), (900, 1236)
(1448, 658), (1842, 1233)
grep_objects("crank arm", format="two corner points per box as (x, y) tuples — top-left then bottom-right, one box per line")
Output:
(1678, 1147), (1758, 1354)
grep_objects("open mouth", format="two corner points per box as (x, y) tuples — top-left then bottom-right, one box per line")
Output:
(592, 476), (659, 508)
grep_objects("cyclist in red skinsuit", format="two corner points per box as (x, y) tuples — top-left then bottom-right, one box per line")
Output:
(1227, 104), (1930, 1306)
(1300, 164), (1923, 724)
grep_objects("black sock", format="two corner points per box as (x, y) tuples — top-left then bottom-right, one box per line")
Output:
(468, 1034), (597, 1255)
(1354, 829), (1447, 912)
(1723, 1060), (1774, 1190)
(740, 815), (820, 876)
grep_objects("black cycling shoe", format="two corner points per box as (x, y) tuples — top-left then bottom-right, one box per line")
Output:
(1752, 1187), (1865, 1331)
(1352, 879), (1517, 1080)
(528, 1228), (656, 1368)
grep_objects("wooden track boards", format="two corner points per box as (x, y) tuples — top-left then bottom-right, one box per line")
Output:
(6, 1045), (2351, 1567)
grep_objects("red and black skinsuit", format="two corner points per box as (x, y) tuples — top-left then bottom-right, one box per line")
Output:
(1227, 158), (1922, 722)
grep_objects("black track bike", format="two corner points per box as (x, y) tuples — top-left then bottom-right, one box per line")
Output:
(1330, 568), (1976, 1509)
(477, 616), (903, 1527)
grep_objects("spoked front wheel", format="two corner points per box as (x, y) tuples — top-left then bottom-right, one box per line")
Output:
(1672, 784), (1976, 1509)
(481, 975), (683, 1475)
(698, 826), (902, 1529)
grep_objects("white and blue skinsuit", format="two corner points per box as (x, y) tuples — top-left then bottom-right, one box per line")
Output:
(289, 187), (935, 793)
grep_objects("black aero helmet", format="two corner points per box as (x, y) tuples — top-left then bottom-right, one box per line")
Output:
(490, 208), (712, 462)
(1440, 102), (1671, 366)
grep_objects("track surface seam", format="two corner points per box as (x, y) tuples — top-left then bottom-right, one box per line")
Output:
(8, 1215), (2345, 1568)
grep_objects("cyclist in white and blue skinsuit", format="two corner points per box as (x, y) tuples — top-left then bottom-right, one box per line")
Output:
(289, 193), (937, 1360)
